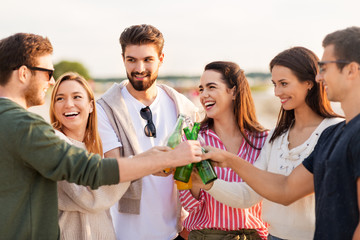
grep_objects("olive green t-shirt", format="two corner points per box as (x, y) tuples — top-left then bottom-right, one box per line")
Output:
(0, 98), (119, 239)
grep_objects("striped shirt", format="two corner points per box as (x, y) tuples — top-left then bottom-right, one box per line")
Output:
(179, 128), (269, 239)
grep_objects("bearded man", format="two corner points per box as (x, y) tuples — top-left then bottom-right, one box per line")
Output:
(96, 24), (199, 240)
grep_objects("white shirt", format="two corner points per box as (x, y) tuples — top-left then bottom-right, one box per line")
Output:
(97, 86), (179, 240)
(207, 117), (342, 240)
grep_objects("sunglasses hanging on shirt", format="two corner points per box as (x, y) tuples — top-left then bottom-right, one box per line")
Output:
(140, 106), (156, 138)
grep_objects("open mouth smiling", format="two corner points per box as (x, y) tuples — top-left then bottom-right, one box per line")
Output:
(64, 112), (79, 117)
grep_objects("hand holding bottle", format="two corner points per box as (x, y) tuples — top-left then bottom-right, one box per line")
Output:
(200, 145), (233, 168)
(162, 114), (186, 174)
(174, 123), (217, 187)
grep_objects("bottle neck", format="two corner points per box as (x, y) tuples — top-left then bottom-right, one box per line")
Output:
(174, 117), (185, 132)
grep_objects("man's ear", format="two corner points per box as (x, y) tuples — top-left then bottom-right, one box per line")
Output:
(18, 65), (30, 84)
(347, 62), (360, 81)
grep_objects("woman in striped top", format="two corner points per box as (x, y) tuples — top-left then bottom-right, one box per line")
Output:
(200, 47), (342, 240)
(179, 61), (269, 239)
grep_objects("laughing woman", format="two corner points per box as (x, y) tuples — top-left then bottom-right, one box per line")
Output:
(50, 72), (130, 240)
(179, 61), (269, 239)
(200, 47), (342, 240)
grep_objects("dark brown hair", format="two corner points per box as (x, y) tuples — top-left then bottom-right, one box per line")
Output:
(119, 24), (164, 56)
(269, 47), (340, 142)
(201, 61), (267, 149)
(0, 33), (53, 86)
(323, 26), (360, 70)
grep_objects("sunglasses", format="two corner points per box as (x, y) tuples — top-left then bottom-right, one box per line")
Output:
(140, 106), (156, 138)
(27, 66), (54, 81)
(14, 65), (54, 81)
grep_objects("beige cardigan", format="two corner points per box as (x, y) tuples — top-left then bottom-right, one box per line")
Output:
(56, 131), (130, 240)
(97, 80), (199, 231)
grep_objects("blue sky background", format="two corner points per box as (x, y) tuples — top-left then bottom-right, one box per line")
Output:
(1, 0), (359, 78)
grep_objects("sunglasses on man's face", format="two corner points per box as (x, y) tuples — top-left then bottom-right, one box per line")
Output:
(27, 66), (54, 81)
(13, 65), (54, 81)
(140, 106), (156, 138)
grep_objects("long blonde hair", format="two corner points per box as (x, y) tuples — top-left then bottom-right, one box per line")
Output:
(50, 72), (103, 156)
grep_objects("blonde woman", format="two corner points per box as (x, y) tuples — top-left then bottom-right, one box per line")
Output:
(50, 72), (130, 240)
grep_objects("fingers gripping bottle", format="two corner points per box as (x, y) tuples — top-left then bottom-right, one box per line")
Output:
(173, 116), (198, 190)
(163, 114), (186, 174)
(173, 127), (194, 183)
(186, 122), (218, 185)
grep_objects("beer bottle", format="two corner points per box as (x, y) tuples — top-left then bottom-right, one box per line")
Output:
(163, 114), (186, 174)
(172, 127), (193, 190)
(191, 123), (218, 185)
(173, 126), (194, 183)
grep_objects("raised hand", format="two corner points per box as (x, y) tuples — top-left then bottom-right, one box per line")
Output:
(201, 146), (233, 167)
(170, 140), (202, 167)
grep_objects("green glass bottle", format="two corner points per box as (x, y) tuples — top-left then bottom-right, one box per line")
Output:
(173, 126), (194, 183)
(163, 114), (186, 174)
(190, 123), (218, 185)
(173, 163), (193, 183)
(166, 114), (185, 149)
(191, 122), (201, 140)
(196, 148), (218, 184)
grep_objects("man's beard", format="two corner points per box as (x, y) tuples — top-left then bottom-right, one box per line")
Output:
(127, 70), (157, 91)
(24, 77), (44, 108)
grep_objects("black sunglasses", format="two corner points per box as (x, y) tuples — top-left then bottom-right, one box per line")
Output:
(14, 65), (54, 81)
(27, 66), (54, 81)
(140, 106), (156, 138)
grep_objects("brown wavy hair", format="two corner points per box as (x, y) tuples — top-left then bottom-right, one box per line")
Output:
(269, 47), (341, 143)
(119, 24), (164, 56)
(50, 72), (103, 155)
(201, 61), (267, 149)
(0, 33), (52, 86)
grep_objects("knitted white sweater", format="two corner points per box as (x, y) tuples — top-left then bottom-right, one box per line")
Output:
(56, 131), (130, 240)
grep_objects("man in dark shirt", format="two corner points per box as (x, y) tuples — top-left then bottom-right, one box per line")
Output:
(203, 26), (360, 239)
(0, 33), (202, 239)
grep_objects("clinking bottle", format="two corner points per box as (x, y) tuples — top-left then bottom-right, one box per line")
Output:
(186, 122), (218, 185)
(173, 126), (193, 190)
(173, 127), (194, 184)
(163, 114), (186, 174)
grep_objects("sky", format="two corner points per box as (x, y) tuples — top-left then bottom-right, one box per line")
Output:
(1, 0), (359, 78)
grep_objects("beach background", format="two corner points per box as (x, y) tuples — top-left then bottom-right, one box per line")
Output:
(2, 0), (353, 127)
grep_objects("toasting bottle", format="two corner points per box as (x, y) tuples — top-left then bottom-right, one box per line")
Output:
(163, 114), (186, 174)
(173, 126), (194, 184)
(188, 123), (218, 185)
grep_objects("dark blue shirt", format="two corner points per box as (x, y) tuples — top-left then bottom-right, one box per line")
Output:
(303, 114), (360, 239)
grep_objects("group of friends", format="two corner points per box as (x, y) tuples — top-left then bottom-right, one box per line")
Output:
(0, 24), (359, 240)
